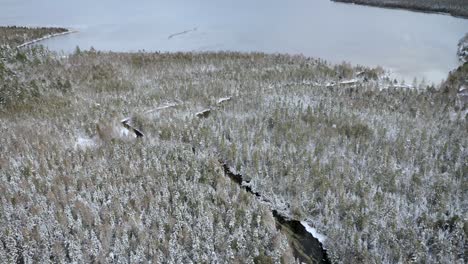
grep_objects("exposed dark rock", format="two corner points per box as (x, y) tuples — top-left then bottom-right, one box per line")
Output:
(121, 119), (144, 138)
(219, 161), (330, 264)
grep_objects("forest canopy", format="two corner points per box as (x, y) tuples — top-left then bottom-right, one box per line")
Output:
(0, 27), (466, 263)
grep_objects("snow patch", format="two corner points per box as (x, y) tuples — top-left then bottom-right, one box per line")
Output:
(301, 221), (327, 243)
(217, 97), (232, 104)
(120, 126), (135, 138)
(74, 136), (96, 150)
(195, 108), (212, 118)
(143, 102), (178, 115)
(339, 79), (359, 85)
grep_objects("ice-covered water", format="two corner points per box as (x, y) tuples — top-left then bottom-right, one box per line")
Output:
(1, 0), (467, 83)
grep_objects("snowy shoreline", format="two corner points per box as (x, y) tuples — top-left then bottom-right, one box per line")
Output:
(17, 29), (77, 48)
(331, 0), (468, 19)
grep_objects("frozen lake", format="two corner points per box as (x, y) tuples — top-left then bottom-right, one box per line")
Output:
(1, 0), (467, 83)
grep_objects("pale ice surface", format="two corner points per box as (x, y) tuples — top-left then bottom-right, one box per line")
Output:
(1, 0), (467, 83)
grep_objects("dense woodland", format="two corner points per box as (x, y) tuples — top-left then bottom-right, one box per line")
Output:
(332, 0), (468, 17)
(0, 26), (68, 48)
(0, 28), (467, 263)
(458, 34), (468, 63)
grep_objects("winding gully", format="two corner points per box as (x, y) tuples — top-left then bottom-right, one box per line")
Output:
(219, 162), (330, 264)
(120, 98), (331, 263)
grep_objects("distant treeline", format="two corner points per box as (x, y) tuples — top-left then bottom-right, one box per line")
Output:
(458, 34), (468, 63)
(332, 0), (468, 18)
(0, 26), (68, 47)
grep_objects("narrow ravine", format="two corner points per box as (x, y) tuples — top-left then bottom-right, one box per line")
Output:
(220, 162), (330, 264)
(120, 98), (330, 263)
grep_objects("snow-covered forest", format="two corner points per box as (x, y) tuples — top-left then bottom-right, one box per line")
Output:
(0, 26), (68, 48)
(459, 34), (468, 63)
(1, 28), (467, 263)
(332, 0), (468, 17)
